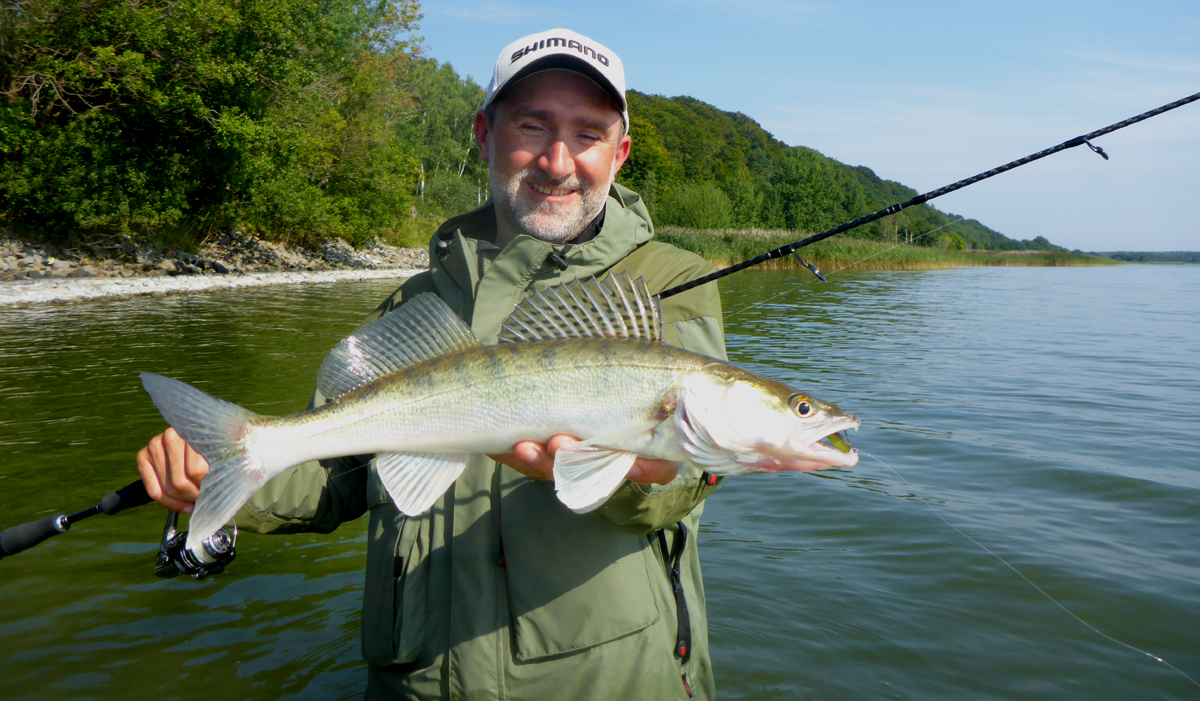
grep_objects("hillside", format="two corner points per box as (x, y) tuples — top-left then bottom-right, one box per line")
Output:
(1, 0), (1056, 255)
(619, 91), (1062, 252)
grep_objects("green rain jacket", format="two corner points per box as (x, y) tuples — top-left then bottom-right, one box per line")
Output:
(235, 184), (726, 700)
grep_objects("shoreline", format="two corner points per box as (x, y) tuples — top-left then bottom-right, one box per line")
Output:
(1, 228), (428, 306)
(0, 267), (421, 306)
(655, 227), (1116, 270)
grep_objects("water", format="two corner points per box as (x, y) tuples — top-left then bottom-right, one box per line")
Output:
(1, 266), (1198, 700)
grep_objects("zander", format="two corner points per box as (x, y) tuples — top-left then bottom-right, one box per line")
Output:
(141, 273), (860, 552)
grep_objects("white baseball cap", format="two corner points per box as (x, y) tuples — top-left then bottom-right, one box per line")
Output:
(482, 28), (628, 129)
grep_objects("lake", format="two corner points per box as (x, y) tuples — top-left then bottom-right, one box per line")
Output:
(1, 265), (1197, 700)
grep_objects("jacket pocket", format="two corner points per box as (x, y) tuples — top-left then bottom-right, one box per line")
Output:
(360, 498), (429, 665)
(501, 479), (661, 661)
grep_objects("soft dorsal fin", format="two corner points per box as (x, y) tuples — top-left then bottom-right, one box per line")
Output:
(498, 272), (662, 344)
(317, 293), (480, 399)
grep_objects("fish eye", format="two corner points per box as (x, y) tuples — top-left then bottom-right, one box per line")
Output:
(789, 394), (814, 417)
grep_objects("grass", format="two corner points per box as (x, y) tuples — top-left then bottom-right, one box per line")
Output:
(655, 226), (1115, 271)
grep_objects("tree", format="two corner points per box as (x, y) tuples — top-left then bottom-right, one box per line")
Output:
(656, 182), (734, 229)
(1, 0), (424, 245)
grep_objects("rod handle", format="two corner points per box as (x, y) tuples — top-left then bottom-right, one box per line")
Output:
(100, 481), (152, 516)
(0, 514), (68, 559)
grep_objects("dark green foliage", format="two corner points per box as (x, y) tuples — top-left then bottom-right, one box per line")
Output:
(1, 0), (423, 246)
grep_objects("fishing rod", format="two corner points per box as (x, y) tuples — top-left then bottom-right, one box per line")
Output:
(657, 89), (1200, 300)
(0, 481), (151, 558)
(0, 479), (236, 579)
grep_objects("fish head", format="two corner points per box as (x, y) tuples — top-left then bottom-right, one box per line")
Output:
(677, 366), (860, 474)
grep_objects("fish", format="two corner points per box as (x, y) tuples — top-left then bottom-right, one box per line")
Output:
(141, 273), (860, 552)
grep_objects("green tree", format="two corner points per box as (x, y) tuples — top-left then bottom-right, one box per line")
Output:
(618, 115), (679, 195)
(1, 0), (423, 245)
(656, 182), (734, 229)
(399, 58), (487, 218)
(764, 147), (866, 232)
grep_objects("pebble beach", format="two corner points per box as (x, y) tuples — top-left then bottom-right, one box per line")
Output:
(1, 229), (427, 305)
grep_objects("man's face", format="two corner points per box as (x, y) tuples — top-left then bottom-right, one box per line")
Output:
(475, 70), (631, 245)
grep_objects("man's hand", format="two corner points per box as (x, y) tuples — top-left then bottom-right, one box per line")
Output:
(136, 428), (210, 513)
(490, 435), (679, 485)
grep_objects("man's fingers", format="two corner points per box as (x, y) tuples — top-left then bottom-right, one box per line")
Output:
(514, 441), (547, 467)
(493, 436), (678, 486)
(626, 458), (680, 485)
(490, 441), (556, 480)
(137, 429), (210, 513)
(163, 428), (198, 501)
(137, 443), (192, 513)
(183, 437), (209, 483)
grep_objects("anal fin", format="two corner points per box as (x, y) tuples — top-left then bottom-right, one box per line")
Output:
(375, 452), (469, 516)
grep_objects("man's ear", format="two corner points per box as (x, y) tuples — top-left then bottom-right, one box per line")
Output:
(612, 133), (632, 174)
(474, 110), (491, 162)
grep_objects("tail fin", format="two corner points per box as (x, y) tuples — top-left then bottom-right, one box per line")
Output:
(140, 373), (265, 551)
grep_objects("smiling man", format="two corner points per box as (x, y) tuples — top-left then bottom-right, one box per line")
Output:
(480, 66), (630, 246)
(138, 28), (727, 700)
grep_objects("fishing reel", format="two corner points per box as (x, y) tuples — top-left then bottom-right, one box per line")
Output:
(155, 509), (236, 580)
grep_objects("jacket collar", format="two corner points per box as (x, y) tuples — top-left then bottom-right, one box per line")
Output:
(426, 183), (654, 343)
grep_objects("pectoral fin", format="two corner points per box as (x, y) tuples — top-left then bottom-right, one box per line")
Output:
(375, 452), (469, 516)
(553, 443), (638, 514)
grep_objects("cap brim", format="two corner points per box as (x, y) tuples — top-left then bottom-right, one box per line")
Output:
(485, 53), (626, 114)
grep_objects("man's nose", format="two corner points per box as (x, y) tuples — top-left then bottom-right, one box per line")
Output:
(538, 139), (574, 180)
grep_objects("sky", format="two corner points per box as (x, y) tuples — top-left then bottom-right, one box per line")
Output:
(413, 0), (1199, 252)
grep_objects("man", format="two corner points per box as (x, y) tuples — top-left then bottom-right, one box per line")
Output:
(138, 28), (726, 700)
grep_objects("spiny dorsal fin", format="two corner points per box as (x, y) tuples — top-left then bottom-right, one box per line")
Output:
(317, 293), (480, 399)
(498, 272), (662, 344)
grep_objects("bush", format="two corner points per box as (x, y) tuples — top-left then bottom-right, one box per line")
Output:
(656, 182), (734, 229)
(0, 0), (423, 246)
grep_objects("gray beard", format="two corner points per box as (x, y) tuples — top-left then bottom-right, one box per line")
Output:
(489, 157), (612, 244)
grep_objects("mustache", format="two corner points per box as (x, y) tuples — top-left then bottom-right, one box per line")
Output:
(519, 171), (588, 192)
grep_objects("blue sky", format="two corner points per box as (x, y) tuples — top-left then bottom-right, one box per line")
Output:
(415, 0), (1199, 252)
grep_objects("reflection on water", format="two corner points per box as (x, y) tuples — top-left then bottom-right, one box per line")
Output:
(0, 280), (402, 701)
(2, 266), (1199, 700)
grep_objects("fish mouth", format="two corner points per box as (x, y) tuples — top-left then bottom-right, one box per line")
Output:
(800, 413), (861, 467)
(806, 422), (859, 468)
(747, 416), (860, 472)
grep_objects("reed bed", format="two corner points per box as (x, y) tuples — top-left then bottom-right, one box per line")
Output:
(655, 226), (1112, 271)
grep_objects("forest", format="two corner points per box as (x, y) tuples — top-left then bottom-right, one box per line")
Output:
(1094, 251), (1200, 263)
(1, 0), (1063, 253)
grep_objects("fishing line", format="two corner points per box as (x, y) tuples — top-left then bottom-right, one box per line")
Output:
(861, 450), (1200, 690)
(723, 217), (964, 320)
